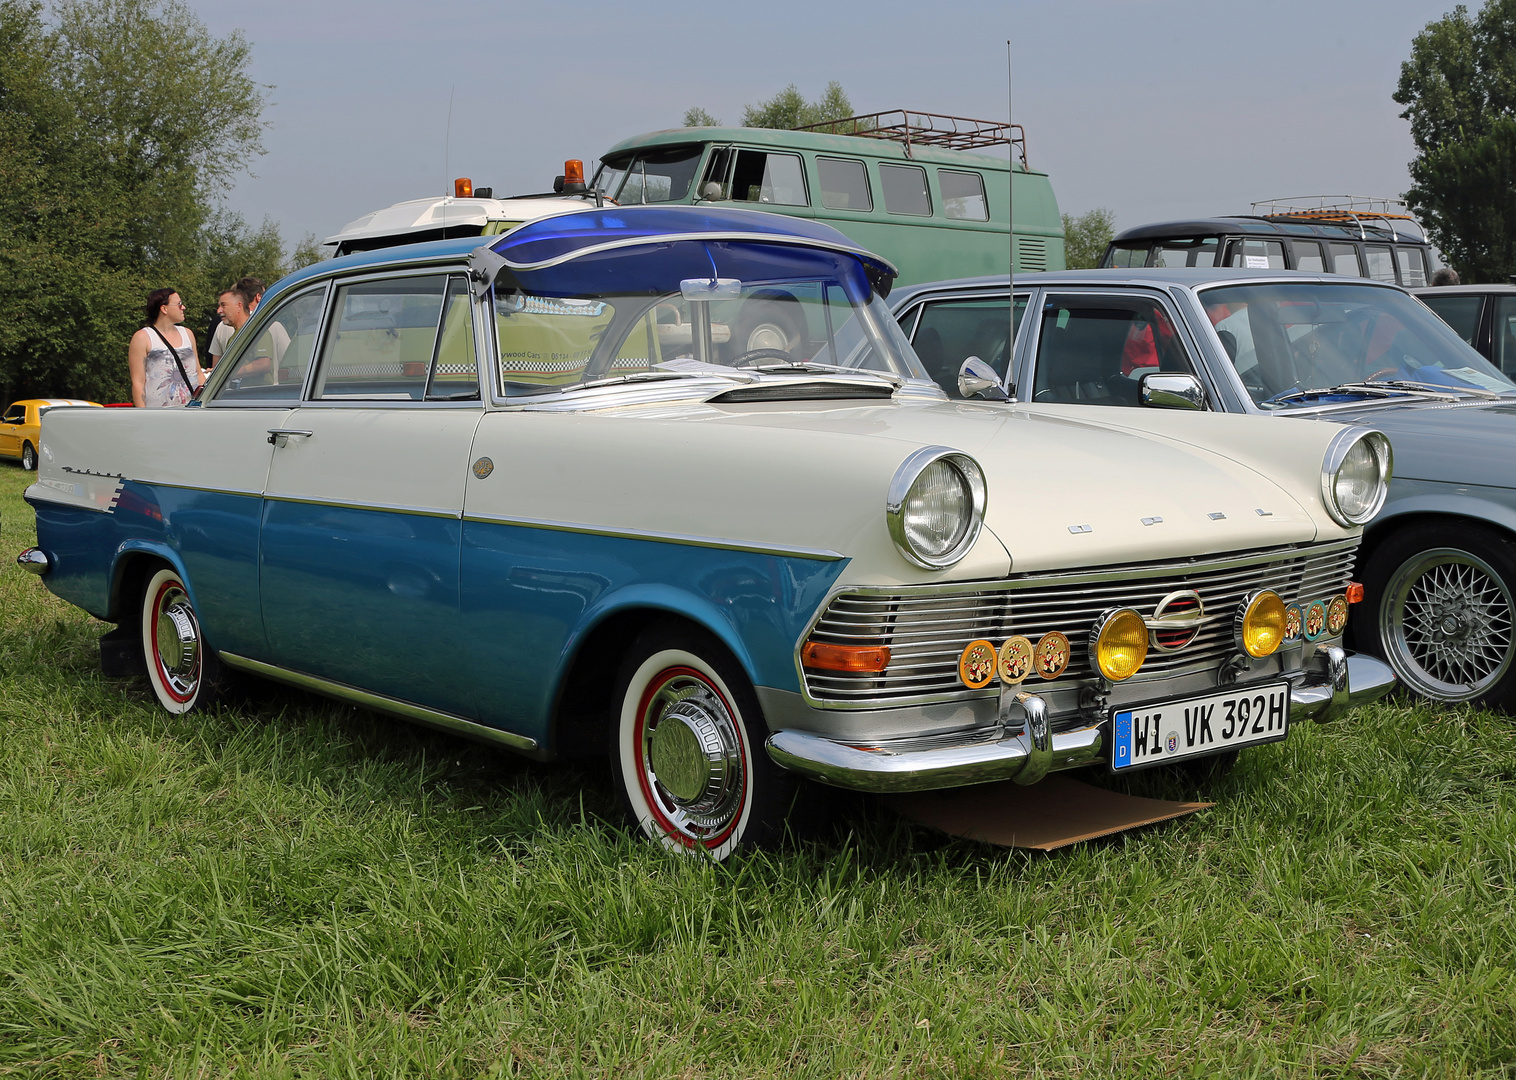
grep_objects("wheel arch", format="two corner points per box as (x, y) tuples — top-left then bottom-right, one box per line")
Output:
(107, 542), (191, 625)
(1361, 500), (1516, 571)
(547, 588), (766, 760)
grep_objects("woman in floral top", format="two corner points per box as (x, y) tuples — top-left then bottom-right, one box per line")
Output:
(128, 288), (205, 407)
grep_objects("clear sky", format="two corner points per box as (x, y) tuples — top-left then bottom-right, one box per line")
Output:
(190, 0), (1451, 251)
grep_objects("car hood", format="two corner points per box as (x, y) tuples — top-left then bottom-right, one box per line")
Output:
(1322, 398), (1516, 489)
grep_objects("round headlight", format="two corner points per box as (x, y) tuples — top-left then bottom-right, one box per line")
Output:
(1090, 607), (1148, 682)
(1320, 428), (1392, 527)
(887, 447), (986, 568)
(1236, 590), (1286, 658)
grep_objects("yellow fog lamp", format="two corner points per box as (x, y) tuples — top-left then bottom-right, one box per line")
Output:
(1235, 590), (1286, 658)
(1090, 607), (1148, 682)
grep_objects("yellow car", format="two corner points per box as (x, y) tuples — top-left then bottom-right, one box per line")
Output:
(1, 399), (101, 470)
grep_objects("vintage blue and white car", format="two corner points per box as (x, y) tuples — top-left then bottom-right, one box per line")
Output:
(20, 207), (1395, 858)
(893, 270), (1516, 711)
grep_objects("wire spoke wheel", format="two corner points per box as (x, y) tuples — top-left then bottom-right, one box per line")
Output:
(1382, 546), (1515, 700)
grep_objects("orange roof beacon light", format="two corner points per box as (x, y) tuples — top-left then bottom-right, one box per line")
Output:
(453, 177), (473, 198)
(557, 159), (587, 195)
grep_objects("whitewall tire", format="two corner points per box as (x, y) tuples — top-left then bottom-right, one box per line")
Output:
(140, 566), (225, 714)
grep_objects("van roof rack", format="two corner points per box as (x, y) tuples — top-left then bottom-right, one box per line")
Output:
(792, 109), (1027, 166)
(1249, 196), (1427, 242)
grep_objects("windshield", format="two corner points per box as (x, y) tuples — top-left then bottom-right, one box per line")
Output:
(1200, 281), (1516, 408)
(593, 146), (704, 205)
(492, 278), (928, 398)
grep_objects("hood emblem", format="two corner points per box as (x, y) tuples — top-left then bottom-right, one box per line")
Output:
(1146, 589), (1205, 652)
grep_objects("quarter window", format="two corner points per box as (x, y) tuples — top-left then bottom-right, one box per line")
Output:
(211, 287), (324, 402)
(939, 170), (988, 220)
(1032, 295), (1195, 406)
(817, 157), (872, 210)
(880, 163), (931, 216)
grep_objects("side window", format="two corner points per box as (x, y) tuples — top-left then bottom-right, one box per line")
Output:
(212, 287), (324, 402)
(313, 275), (449, 400)
(907, 298), (1024, 396)
(1031, 295), (1194, 407)
(939, 170), (988, 221)
(817, 157), (872, 210)
(717, 150), (807, 206)
(879, 164), (931, 216)
(1328, 243), (1362, 276)
(1396, 246), (1428, 287)
(1292, 240), (1326, 273)
(1107, 244), (1149, 268)
(1493, 296), (1516, 376)
(1153, 239), (1219, 268)
(1227, 239), (1286, 269)
(2, 407), (23, 424)
(1362, 245), (1397, 283)
(1419, 295), (1483, 346)
(424, 277), (479, 400)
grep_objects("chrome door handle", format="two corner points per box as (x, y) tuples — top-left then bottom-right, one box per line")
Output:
(267, 429), (314, 447)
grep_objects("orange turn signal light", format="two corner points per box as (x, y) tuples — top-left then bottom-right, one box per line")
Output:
(563, 159), (585, 186)
(1346, 581), (1365, 604)
(802, 642), (891, 672)
(454, 177), (473, 198)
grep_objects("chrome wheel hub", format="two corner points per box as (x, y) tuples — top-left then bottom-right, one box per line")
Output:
(641, 675), (743, 836)
(154, 587), (201, 695)
(1385, 548), (1515, 699)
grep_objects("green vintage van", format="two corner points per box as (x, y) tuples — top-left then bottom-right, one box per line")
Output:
(587, 111), (1065, 287)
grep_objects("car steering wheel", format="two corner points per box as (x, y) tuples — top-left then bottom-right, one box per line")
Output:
(731, 348), (796, 368)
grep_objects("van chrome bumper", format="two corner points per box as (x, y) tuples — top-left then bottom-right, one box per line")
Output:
(764, 649), (1397, 793)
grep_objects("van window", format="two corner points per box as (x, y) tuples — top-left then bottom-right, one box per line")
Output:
(1396, 246), (1428, 287)
(1328, 243), (1361, 276)
(1362, 245), (1396, 283)
(1292, 240), (1326, 273)
(1108, 244), (1149, 268)
(940, 170), (988, 221)
(1227, 239), (1286, 269)
(600, 147), (703, 204)
(1153, 238), (1218, 268)
(711, 149), (808, 206)
(818, 157), (871, 210)
(880, 164), (931, 216)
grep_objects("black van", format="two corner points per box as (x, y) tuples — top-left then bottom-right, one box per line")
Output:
(1099, 197), (1436, 288)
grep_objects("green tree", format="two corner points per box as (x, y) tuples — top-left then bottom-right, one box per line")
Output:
(1394, 0), (1516, 283)
(0, 0), (267, 402)
(683, 106), (719, 127)
(741, 81), (855, 130)
(1061, 208), (1116, 269)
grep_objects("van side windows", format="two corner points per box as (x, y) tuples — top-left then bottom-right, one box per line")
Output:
(817, 157), (872, 211)
(702, 148), (807, 206)
(1227, 239), (1286, 269)
(879, 163), (932, 216)
(940, 170), (988, 221)
(1396, 246), (1428, 287)
(1362, 246), (1396, 284)
(1292, 240), (1326, 273)
(1328, 243), (1361, 275)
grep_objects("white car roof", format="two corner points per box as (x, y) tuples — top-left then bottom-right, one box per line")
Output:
(324, 194), (594, 246)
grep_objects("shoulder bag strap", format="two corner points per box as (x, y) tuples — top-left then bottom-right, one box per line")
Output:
(150, 326), (196, 395)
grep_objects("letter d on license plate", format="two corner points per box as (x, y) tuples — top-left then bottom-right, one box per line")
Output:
(1111, 682), (1289, 772)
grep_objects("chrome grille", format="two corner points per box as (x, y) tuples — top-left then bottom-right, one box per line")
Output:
(803, 539), (1359, 705)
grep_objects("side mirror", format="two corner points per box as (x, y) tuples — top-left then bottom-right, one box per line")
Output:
(957, 356), (1009, 401)
(1140, 372), (1206, 410)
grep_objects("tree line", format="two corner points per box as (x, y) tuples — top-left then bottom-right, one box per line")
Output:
(0, 0), (314, 403)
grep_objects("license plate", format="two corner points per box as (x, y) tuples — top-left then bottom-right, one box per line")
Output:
(1111, 682), (1289, 772)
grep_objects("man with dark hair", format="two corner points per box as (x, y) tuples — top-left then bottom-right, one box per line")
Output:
(208, 287), (250, 367)
(1430, 266), (1461, 286)
(237, 276), (266, 311)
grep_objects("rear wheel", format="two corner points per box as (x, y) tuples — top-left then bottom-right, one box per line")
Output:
(1360, 523), (1516, 710)
(609, 624), (795, 859)
(20, 442), (36, 471)
(140, 566), (227, 713)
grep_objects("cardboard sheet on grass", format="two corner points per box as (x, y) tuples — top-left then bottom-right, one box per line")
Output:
(887, 775), (1212, 850)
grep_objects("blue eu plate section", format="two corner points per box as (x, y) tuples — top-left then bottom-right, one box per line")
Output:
(1111, 682), (1290, 773)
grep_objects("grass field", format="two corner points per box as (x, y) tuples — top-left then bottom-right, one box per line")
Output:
(1, 465), (1513, 1078)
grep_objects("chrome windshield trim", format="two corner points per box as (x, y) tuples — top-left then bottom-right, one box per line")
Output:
(490, 228), (895, 275)
(265, 493), (461, 519)
(461, 511), (846, 561)
(218, 653), (538, 751)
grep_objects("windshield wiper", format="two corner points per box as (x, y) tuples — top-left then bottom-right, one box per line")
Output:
(745, 360), (904, 387)
(1355, 378), (1500, 399)
(1263, 382), (1453, 407)
(572, 370), (737, 392)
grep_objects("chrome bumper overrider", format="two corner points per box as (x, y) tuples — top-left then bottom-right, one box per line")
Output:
(764, 647), (1398, 793)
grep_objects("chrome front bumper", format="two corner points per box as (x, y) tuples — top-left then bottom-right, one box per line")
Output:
(764, 648), (1397, 794)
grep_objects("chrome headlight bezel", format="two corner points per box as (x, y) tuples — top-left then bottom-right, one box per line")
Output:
(886, 446), (987, 569)
(1319, 427), (1393, 528)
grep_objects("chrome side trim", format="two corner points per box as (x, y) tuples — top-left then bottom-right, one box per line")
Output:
(265, 493), (462, 520)
(218, 653), (538, 751)
(460, 512), (846, 561)
(140, 481), (264, 499)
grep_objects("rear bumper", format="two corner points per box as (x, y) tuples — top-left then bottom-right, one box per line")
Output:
(764, 647), (1397, 793)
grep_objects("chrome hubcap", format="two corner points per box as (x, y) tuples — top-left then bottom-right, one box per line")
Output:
(1385, 547), (1514, 699)
(641, 674), (743, 837)
(154, 586), (201, 697)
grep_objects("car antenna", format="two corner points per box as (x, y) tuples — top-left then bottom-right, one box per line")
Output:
(443, 84), (455, 233)
(1006, 39), (1017, 400)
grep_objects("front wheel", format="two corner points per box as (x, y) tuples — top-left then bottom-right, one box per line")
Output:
(20, 442), (36, 471)
(609, 625), (796, 859)
(140, 566), (227, 713)
(1360, 523), (1516, 710)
